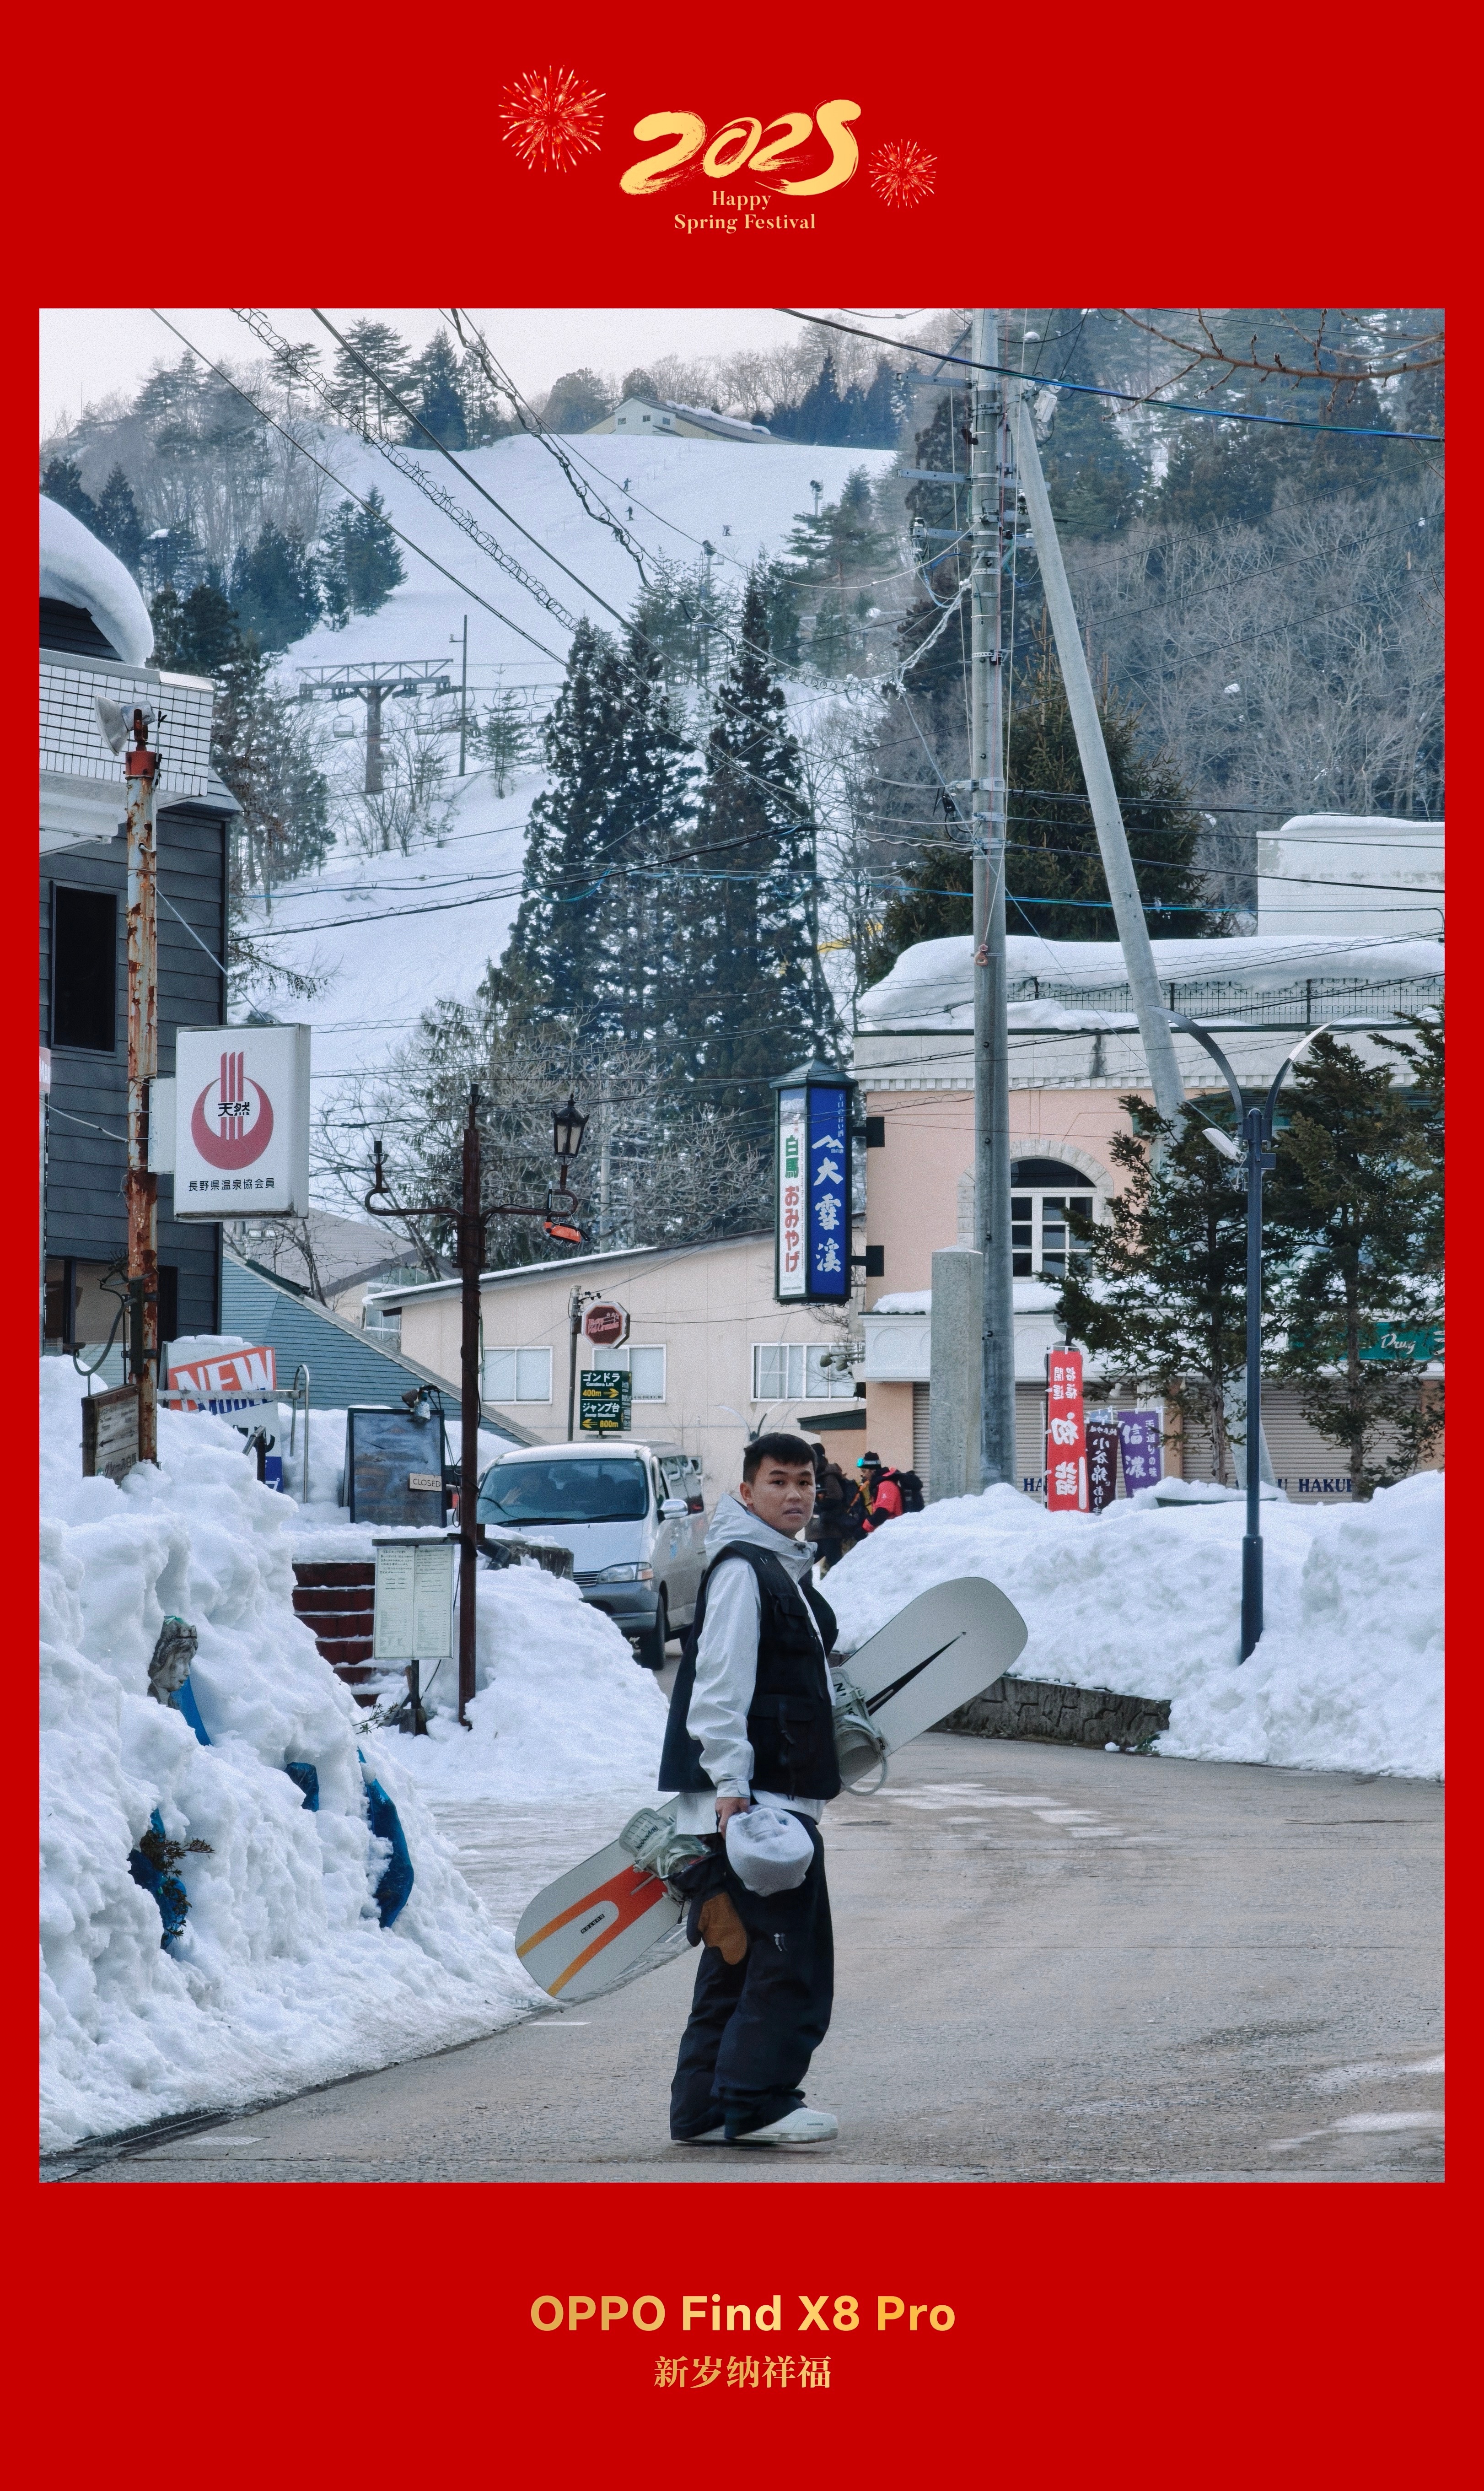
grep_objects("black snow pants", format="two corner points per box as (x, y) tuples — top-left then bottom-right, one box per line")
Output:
(669, 1818), (833, 2141)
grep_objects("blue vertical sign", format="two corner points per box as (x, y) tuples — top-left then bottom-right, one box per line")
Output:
(807, 1084), (849, 1301)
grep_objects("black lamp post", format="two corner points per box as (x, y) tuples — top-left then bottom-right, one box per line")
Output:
(366, 1085), (587, 1724)
(1169, 1013), (1333, 1661)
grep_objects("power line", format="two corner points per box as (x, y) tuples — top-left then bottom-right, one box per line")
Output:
(774, 309), (1445, 443)
(149, 313), (563, 662)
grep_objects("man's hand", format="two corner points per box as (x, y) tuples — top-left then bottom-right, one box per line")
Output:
(715, 1796), (751, 1830)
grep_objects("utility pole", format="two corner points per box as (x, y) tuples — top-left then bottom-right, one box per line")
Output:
(452, 615), (468, 776)
(368, 1089), (587, 1723)
(124, 706), (160, 1464)
(969, 309), (1016, 1486)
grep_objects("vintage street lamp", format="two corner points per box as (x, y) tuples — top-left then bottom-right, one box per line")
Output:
(366, 1085), (586, 1725)
(1169, 1013), (1333, 1662)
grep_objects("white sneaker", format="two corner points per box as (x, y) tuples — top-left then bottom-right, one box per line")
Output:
(732, 2107), (838, 2145)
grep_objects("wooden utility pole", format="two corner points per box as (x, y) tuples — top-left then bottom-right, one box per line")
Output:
(969, 310), (1016, 1486)
(124, 707), (160, 1464)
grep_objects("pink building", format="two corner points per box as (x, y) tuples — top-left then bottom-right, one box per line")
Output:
(851, 931), (1444, 1503)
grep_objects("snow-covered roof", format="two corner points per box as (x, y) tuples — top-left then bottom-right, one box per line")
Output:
(858, 933), (1446, 1034)
(39, 496), (153, 665)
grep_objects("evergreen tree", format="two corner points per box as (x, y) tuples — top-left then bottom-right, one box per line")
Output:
(666, 575), (838, 1120)
(622, 367), (660, 402)
(772, 350), (844, 444)
(629, 552), (738, 688)
(94, 464), (145, 575)
(862, 634), (1219, 981)
(1056, 1099), (1268, 1485)
(406, 334), (467, 449)
(318, 489), (404, 622)
(214, 636), (333, 891)
(476, 689), (538, 794)
(328, 319), (412, 437)
(543, 369), (613, 431)
(1267, 1027), (1443, 1495)
(228, 523), (321, 650)
(1040, 390), (1144, 539)
(493, 618), (694, 1041)
(41, 454), (100, 529)
(846, 358), (906, 449)
(149, 579), (241, 677)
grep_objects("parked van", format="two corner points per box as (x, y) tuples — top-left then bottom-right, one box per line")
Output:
(475, 1438), (706, 1668)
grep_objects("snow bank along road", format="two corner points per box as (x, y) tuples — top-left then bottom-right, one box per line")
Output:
(75, 1731), (1442, 2184)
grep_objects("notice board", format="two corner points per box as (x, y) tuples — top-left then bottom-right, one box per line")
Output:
(346, 1407), (448, 1526)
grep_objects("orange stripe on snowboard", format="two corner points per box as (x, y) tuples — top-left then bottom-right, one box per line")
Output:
(517, 1863), (669, 1996)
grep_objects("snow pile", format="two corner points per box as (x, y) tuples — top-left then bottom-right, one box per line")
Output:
(40, 494), (154, 664)
(365, 1559), (667, 1805)
(38, 1361), (538, 2154)
(823, 1470), (1443, 1779)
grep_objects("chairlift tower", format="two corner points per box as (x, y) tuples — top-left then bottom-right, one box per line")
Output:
(296, 659), (455, 793)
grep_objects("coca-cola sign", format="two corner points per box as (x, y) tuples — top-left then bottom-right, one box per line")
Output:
(583, 1300), (629, 1348)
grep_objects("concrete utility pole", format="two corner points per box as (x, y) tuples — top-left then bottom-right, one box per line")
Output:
(124, 708), (160, 1464)
(1014, 397), (1185, 1125)
(969, 309), (1017, 1486)
(928, 1248), (984, 1499)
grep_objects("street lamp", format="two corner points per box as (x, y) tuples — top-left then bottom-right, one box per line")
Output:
(1168, 1013), (1333, 1661)
(553, 1092), (587, 1172)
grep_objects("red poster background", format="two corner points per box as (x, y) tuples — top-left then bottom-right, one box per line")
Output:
(7, 6), (1465, 2477)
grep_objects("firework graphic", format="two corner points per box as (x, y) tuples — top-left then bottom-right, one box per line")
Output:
(499, 66), (606, 171)
(869, 139), (937, 208)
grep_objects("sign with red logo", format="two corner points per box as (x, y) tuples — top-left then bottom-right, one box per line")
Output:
(167, 1345), (277, 1413)
(173, 1024), (311, 1218)
(583, 1300), (630, 1348)
(1045, 1347), (1088, 1512)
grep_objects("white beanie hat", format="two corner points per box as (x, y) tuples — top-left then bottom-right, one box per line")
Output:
(725, 1803), (814, 1896)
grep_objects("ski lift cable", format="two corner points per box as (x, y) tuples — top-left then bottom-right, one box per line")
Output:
(775, 310), (1445, 443)
(149, 313), (563, 662)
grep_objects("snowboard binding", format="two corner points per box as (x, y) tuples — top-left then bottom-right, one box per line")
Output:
(831, 1670), (890, 1795)
(618, 1807), (712, 1898)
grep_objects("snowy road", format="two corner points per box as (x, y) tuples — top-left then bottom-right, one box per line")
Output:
(76, 1731), (1442, 2184)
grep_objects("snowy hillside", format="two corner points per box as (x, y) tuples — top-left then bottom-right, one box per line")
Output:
(239, 431), (897, 1089)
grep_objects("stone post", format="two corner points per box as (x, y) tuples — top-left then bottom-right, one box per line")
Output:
(928, 1248), (984, 1503)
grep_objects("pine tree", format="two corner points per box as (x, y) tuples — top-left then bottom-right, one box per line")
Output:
(319, 489), (404, 620)
(1040, 390), (1144, 539)
(407, 335), (467, 449)
(95, 465), (145, 575)
(214, 636), (333, 891)
(328, 320), (411, 437)
(666, 574), (838, 1121)
(1267, 1027), (1443, 1495)
(149, 579), (241, 676)
(543, 369), (613, 431)
(41, 454), (100, 530)
(227, 523), (321, 650)
(493, 619), (693, 1040)
(476, 689), (539, 795)
(1056, 1099), (1268, 1484)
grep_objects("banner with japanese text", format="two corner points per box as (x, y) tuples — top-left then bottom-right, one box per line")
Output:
(1045, 1347), (1087, 1510)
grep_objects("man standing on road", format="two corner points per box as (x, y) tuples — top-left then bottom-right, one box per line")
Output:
(659, 1433), (840, 2149)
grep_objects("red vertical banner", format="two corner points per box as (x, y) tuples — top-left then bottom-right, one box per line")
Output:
(1046, 1348), (1088, 1510)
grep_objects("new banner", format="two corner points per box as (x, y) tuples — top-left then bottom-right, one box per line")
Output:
(1045, 1347), (1087, 1511)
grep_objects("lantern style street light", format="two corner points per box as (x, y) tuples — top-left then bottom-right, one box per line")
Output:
(553, 1092), (587, 1172)
(1169, 1012), (1333, 1662)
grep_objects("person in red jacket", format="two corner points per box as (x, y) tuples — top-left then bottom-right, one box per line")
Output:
(857, 1451), (904, 1530)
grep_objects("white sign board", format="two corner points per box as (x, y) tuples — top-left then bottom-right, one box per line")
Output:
(372, 1540), (456, 1662)
(172, 1025), (311, 1218)
(167, 1345), (278, 1414)
(775, 1086), (807, 1298)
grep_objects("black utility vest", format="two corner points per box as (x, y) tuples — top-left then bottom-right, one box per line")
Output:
(658, 1544), (841, 1802)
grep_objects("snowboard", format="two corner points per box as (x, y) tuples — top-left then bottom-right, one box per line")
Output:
(514, 1574), (1028, 2006)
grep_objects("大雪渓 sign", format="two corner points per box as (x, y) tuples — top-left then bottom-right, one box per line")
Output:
(1045, 1347), (1087, 1511)
(172, 1024), (311, 1219)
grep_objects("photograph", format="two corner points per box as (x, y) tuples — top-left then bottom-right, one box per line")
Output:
(23, 21), (1454, 2477)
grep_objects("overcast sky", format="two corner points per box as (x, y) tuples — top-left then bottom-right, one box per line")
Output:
(38, 308), (929, 433)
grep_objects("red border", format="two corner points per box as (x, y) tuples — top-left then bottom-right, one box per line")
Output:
(11, 6), (1465, 2474)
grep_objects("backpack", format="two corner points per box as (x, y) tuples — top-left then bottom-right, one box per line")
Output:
(896, 1469), (925, 1514)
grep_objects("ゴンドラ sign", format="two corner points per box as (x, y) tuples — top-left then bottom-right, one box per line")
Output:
(1045, 1347), (1087, 1511)
(172, 1024), (311, 1218)
(167, 1345), (277, 1414)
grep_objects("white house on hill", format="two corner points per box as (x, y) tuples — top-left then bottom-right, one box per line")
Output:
(585, 396), (774, 444)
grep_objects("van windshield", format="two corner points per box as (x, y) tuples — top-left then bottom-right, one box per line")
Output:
(478, 1457), (650, 1527)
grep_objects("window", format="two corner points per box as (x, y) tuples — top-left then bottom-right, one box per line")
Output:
(483, 1346), (553, 1402)
(479, 1456), (649, 1526)
(1009, 1159), (1098, 1280)
(588, 1344), (666, 1401)
(51, 884), (117, 1052)
(752, 1343), (856, 1403)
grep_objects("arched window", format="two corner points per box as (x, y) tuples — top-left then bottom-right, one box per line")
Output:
(1009, 1159), (1099, 1280)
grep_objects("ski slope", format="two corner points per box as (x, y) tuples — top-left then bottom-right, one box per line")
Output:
(239, 429), (898, 1099)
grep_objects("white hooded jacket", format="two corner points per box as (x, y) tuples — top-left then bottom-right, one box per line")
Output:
(669, 1492), (835, 1834)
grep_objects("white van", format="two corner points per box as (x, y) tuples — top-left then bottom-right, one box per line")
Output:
(475, 1438), (707, 1669)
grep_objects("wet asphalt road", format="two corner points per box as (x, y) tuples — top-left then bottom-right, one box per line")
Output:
(75, 1727), (1442, 2185)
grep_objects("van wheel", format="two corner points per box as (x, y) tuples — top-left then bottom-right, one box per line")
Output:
(637, 1593), (667, 1671)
